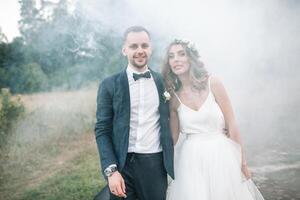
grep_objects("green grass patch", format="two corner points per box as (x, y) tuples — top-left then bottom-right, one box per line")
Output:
(19, 148), (106, 200)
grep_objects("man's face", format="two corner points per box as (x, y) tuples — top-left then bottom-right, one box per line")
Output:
(122, 31), (152, 71)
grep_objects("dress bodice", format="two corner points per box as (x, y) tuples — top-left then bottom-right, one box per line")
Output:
(174, 77), (225, 135)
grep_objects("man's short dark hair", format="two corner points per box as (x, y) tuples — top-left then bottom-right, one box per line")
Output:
(123, 26), (151, 42)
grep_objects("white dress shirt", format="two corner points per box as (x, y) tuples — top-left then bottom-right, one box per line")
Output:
(126, 65), (162, 153)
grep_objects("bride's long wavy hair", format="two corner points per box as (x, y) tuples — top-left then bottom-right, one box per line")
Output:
(162, 39), (209, 93)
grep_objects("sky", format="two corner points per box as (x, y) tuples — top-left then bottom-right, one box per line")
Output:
(0, 0), (21, 41)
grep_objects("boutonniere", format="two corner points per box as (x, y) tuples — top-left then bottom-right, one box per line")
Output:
(163, 90), (171, 102)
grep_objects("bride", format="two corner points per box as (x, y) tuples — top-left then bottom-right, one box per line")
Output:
(162, 39), (264, 200)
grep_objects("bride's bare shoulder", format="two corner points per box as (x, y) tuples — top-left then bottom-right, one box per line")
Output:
(210, 75), (227, 95)
(210, 75), (223, 85)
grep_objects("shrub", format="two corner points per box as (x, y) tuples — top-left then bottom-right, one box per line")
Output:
(0, 88), (25, 150)
(18, 63), (49, 93)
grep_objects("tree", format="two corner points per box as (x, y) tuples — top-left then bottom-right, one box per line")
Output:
(18, 62), (48, 93)
(0, 37), (27, 92)
(19, 0), (44, 44)
(1, 0), (125, 93)
(0, 27), (8, 43)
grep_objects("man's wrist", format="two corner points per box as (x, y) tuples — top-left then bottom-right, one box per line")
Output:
(104, 164), (118, 177)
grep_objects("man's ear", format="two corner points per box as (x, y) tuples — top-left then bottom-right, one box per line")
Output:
(122, 47), (127, 56)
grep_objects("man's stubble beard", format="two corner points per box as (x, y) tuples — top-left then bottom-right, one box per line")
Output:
(131, 57), (148, 69)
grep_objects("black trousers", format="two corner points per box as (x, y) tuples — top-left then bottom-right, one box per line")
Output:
(110, 152), (168, 200)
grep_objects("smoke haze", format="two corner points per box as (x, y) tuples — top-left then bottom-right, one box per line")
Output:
(3, 0), (299, 199)
(76, 0), (300, 198)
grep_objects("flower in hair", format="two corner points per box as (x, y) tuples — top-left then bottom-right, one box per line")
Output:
(174, 39), (200, 58)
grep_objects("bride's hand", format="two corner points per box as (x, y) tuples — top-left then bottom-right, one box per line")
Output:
(241, 164), (252, 179)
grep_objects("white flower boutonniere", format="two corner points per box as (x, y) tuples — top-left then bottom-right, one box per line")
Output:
(163, 90), (171, 102)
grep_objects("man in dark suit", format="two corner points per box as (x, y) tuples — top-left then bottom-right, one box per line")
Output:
(95, 26), (174, 200)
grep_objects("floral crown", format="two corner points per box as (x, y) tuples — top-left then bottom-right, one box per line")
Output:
(173, 39), (200, 58)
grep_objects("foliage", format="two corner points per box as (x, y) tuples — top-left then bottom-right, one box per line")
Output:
(0, 0), (123, 94)
(19, 63), (49, 92)
(0, 27), (8, 43)
(0, 88), (25, 150)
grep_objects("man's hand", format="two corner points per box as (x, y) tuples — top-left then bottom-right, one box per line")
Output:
(108, 171), (126, 197)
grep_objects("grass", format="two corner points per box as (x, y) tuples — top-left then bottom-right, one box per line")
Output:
(0, 89), (107, 200)
(20, 142), (105, 200)
(1, 133), (106, 200)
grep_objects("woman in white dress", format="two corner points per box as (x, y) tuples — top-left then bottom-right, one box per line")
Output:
(162, 39), (264, 200)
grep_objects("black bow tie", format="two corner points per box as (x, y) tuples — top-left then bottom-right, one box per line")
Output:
(133, 71), (151, 81)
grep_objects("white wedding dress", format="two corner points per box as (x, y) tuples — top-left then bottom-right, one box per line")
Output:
(167, 77), (264, 200)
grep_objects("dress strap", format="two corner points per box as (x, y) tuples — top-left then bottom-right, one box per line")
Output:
(173, 92), (182, 104)
(207, 75), (212, 93)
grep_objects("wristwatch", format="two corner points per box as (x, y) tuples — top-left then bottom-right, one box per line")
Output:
(104, 164), (118, 177)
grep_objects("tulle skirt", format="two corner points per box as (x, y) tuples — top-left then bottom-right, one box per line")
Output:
(167, 133), (264, 200)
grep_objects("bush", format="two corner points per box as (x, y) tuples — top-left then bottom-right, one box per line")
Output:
(0, 88), (25, 150)
(18, 63), (49, 93)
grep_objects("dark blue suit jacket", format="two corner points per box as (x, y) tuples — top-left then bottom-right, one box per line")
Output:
(95, 68), (174, 179)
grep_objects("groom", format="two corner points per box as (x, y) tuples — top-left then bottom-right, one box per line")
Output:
(95, 26), (174, 200)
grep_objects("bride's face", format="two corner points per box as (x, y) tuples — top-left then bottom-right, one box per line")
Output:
(168, 44), (190, 76)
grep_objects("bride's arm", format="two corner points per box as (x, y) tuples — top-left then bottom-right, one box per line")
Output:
(210, 76), (251, 178)
(210, 76), (242, 146)
(169, 95), (180, 145)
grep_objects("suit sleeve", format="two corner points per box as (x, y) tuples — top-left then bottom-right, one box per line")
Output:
(94, 79), (118, 174)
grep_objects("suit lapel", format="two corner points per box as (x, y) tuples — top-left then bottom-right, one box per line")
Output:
(150, 69), (169, 142)
(119, 68), (131, 122)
